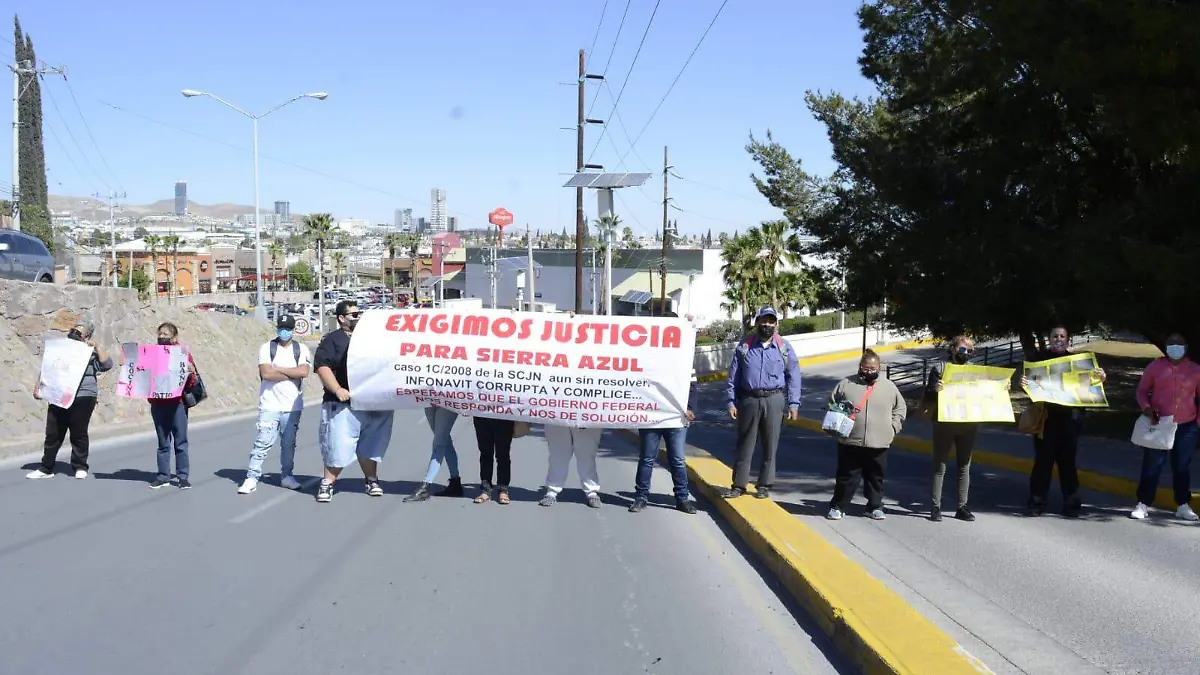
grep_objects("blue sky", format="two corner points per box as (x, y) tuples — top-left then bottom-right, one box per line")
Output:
(6, 0), (875, 237)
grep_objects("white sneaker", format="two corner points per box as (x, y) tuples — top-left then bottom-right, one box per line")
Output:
(1176, 504), (1199, 522)
(1130, 502), (1150, 520)
(74, 470), (88, 480)
(25, 469), (53, 480)
(280, 475), (302, 491)
(237, 478), (258, 495)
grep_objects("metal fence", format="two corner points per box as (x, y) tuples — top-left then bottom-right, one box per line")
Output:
(886, 334), (1093, 392)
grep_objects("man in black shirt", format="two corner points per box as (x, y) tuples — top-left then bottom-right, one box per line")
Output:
(312, 300), (395, 503)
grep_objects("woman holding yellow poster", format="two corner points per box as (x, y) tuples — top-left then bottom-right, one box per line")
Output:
(1020, 325), (1107, 518)
(923, 336), (982, 522)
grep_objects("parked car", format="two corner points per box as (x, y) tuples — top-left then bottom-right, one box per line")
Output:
(0, 230), (55, 283)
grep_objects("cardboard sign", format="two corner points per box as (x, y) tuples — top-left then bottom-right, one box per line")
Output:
(116, 343), (189, 400)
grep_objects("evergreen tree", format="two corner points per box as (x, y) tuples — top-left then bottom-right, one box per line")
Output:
(706, 228), (713, 247)
(12, 16), (52, 250)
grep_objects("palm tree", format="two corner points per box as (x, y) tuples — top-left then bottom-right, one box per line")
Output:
(754, 220), (802, 309)
(593, 215), (620, 312)
(161, 234), (181, 302)
(721, 234), (761, 327)
(331, 251), (346, 288)
(302, 213), (335, 325)
(401, 233), (420, 301)
(144, 235), (162, 299)
(383, 233), (404, 294)
(268, 240), (284, 299)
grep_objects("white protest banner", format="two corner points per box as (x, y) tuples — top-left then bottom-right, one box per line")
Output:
(37, 337), (94, 409)
(116, 343), (190, 400)
(347, 308), (696, 429)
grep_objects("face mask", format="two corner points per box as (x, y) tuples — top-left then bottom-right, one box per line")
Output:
(952, 352), (969, 364)
(342, 315), (359, 331)
(157, 337), (173, 346)
(757, 324), (776, 339)
(859, 370), (879, 383)
(67, 329), (83, 342)
(277, 329), (293, 342)
(1166, 344), (1187, 360)
(1049, 338), (1067, 352)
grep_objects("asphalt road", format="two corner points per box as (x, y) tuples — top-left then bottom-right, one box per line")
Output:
(692, 365), (1200, 675)
(0, 406), (847, 675)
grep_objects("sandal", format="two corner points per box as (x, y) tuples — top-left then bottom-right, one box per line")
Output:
(473, 490), (492, 504)
(497, 488), (511, 505)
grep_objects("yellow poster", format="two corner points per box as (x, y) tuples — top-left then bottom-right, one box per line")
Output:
(938, 364), (1017, 423)
(1021, 352), (1108, 407)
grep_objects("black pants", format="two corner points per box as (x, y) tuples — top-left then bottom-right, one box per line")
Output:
(1029, 416), (1082, 507)
(732, 391), (785, 488)
(830, 443), (888, 511)
(473, 417), (514, 487)
(40, 397), (98, 473)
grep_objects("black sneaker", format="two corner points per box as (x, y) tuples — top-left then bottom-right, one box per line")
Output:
(755, 486), (771, 500)
(954, 507), (975, 522)
(149, 478), (170, 489)
(629, 497), (648, 513)
(365, 479), (384, 497)
(676, 499), (697, 515)
(403, 483), (431, 503)
(724, 486), (746, 499)
(1027, 499), (1046, 517)
(316, 481), (333, 503)
(177, 479), (192, 490)
(436, 477), (464, 497)
(930, 507), (943, 522)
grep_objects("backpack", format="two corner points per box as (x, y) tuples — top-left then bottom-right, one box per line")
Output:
(265, 339), (303, 390)
(735, 332), (794, 365)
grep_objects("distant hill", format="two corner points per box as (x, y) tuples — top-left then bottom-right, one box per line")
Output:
(49, 195), (264, 221)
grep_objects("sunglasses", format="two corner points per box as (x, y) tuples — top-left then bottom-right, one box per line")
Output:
(340, 311), (362, 318)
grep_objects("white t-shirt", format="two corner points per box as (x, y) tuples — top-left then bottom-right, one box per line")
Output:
(258, 339), (313, 412)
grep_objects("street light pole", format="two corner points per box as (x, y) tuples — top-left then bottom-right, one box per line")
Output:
(181, 89), (327, 321)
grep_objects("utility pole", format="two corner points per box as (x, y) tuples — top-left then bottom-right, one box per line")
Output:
(659, 146), (671, 316)
(526, 223), (535, 312)
(573, 49), (605, 313)
(10, 60), (63, 232)
(94, 190), (126, 288)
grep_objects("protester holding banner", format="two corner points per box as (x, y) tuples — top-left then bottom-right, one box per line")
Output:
(313, 301), (395, 503)
(1020, 325), (1106, 517)
(629, 368), (699, 514)
(923, 336), (984, 522)
(826, 350), (906, 521)
(472, 416), (515, 504)
(724, 306), (801, 501)
(26, 318), (113, 480)
(1129, 332), (1200, 522)
(403, 405), (464, 502)
(540, 424), (604, 508)
(148, 323), (198, 489)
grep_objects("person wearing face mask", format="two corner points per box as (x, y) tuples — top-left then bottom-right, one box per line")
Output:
(922, 336), (992, 522)
(1020, 325), (1106, 517)
(1129, 332), (1200, 522)
(724, 306), (802, 500)
(148, 322), (198, 489)
(826, 350), (906, 520)
(26, 318), (113, 481)
(237, 314), (312, 494)
(313, 300), (395, 504)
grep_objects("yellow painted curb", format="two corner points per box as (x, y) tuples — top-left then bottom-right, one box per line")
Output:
(697, 337), (940, 384)
(784, 418), (1193, 510)
(617, 430), (991, 675)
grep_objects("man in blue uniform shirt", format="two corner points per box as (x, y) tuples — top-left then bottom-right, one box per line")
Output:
(725, 306), (801, 499)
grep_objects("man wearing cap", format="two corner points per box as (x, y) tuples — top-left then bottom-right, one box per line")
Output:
(238, 314), (312, 494)
(724, 306), (801, 499)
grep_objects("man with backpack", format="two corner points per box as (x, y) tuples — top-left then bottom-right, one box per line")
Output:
(238, 314), (312, 494)
(724, 306), (802, 500)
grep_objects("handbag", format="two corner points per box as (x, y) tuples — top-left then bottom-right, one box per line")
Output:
(1131, 414), (1176, 451)
(822, 383), (876, 439)
(1017, 402), (1046, 436)
(183, 368), (208, 409)
(512, 421), (531, 438)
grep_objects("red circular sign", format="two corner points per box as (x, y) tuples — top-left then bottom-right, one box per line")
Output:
(488, 208), (514, 229)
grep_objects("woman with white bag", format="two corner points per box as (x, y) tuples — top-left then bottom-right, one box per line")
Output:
(1130, 332), (1200, 522)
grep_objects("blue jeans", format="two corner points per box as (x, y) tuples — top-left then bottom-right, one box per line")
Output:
(150, 402), (189, 482)
(1136, 420), (1197, 506)
(635, 427), (690, 501)
(246, 409), (302, 481)
(423, 407), (460, 483)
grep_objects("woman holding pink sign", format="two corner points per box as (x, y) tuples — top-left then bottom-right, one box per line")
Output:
(148, 323), (198, 490)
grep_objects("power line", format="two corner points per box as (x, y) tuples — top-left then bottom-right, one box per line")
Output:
(584, 0), (611, 70)
(60, 75), (124, 192)
(585, 0), (633, 119)
(43, 84), (111, 191)
(585, 0), (662, 165)
(43, 117), (99, 194)
(616, 0), (729, 167)
(671, 171), (762, 203)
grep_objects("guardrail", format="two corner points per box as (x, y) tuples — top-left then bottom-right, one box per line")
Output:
(886, 334), (1093, 392)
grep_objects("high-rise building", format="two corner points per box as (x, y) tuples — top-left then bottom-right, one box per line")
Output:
(274, 201), (291, 223)
(394, 208), (413, 232)
(417, 217), (429, 233)
(430, 188), (447, 232)
(447, 216), (458, 232)
(174, 181), (187, 216)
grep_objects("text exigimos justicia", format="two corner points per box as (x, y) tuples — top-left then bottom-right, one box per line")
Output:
(384, 313), (684, 349)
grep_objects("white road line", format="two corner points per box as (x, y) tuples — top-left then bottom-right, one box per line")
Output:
(229, 477), (321, 524)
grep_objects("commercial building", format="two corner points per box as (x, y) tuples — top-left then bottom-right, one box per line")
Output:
(430, 188), (447, 232)
(274, 201), (291, 223)
(394, 208), (413, 232)
(447, 216), (458, 232)
(174, 181), (187, 215)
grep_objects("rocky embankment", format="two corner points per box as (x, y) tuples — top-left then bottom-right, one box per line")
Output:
(0, 279), (278, 447)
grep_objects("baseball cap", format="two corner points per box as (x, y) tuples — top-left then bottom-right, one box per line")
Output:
(754, 306), (779, 321)
(277, 314), (296, 330)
